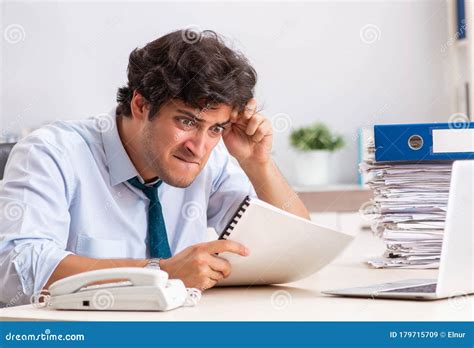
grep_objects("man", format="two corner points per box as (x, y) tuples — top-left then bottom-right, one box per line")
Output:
(0, 30), (309, 306)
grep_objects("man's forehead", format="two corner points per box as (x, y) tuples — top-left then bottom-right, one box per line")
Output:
(174, 102), (232, 123)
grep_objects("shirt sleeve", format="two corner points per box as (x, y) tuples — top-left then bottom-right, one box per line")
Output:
(206, 142), (256, 234)
(0, 135), (74, 306)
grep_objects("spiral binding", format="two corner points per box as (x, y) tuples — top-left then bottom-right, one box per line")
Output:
(219, 195), (251, 239)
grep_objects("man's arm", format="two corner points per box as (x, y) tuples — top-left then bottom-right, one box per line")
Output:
(44, 240), (248, 291)
(44, 255), (148, 289)
(240, 159), (310, 219)
(223, 98), (310, 220)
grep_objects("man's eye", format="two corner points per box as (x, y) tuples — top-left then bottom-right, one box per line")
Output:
(210, 125), (225, 135)
(179, 118), (196, 128)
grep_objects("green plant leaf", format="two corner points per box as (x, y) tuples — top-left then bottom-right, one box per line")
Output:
(290, 122), (345, 152)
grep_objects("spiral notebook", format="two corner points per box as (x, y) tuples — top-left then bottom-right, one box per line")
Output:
(216, 196), (354, 286)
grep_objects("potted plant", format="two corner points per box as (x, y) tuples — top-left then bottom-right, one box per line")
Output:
(290, 122), (345, 186)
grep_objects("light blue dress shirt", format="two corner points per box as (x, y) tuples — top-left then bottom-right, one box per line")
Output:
(0, 109), (255, 306)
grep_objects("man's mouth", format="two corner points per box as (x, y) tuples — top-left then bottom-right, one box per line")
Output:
(173, 155), (200, 165)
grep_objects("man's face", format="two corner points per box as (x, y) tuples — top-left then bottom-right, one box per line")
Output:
(141, 100), (232, 188)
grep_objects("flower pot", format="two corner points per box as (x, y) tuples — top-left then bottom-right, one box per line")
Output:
(293, 149), (330, 186)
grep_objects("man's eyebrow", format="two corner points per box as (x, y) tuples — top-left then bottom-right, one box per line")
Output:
(177, 109), (231, 127)
(215, 120), (231, 127)
(177, 109), (199, 119)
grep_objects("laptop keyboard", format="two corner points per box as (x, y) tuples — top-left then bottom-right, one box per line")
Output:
(383, 283), (437, 293)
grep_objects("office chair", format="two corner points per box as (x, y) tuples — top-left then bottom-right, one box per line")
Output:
(0, 143), (15, 180)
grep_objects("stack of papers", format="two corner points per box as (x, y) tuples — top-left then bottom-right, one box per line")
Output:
(360, 142), (452, 269)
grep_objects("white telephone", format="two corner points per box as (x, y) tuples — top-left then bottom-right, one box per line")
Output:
(44, 268), (201, 311)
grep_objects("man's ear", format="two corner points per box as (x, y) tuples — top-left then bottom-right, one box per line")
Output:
(130, 90), (150, 121)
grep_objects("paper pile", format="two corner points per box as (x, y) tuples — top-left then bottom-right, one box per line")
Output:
(360, 142), (452, 269)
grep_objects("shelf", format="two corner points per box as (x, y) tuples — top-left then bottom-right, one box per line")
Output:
(294, 185), (372, 213)
(455, 39), (469, 48)
(293, 184), (368, 193)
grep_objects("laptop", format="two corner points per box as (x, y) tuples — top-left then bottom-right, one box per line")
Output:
(323, 160), (473, 300)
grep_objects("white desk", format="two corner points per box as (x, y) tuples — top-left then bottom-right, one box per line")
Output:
(1, 230), (472, 321)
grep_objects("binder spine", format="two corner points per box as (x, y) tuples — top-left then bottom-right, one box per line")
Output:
(374, 123), (474, 162)
(218, 196), (251, 240)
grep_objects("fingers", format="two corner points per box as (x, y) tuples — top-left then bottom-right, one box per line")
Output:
(246, 116), (272, 143)
(200, 278), (217, 291)
(245, 114), (265, 137)
(251, 118), (272, 143)
(207, 268), (224, 282)
(195, 255), (222, 290)
(202, 239), (250, 256)
(243, 98), (258, 119)
(200, 256), (231, 290)
(207, 254), (232, 278)
(237, 99), (272, 142)
(230, 109), (239, 123)
(229, 99), (255, 124)
(167, 242), (242, 291)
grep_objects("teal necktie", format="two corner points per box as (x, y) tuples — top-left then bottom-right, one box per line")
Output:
(127, 176), (172, 258)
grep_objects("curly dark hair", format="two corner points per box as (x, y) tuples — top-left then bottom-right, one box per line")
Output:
(116, 29), (257, 119)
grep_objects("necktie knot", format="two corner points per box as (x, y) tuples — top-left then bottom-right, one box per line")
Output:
(127, 176), (171, 258)
(127, 176), (162, 201)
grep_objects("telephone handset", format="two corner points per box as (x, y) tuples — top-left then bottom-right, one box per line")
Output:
(45, 268), (201, 311)
(49, 268), (169, 296)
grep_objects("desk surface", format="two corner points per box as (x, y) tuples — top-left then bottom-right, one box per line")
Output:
(1, 231), (472, 321)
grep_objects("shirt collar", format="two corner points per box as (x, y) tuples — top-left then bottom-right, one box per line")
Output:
(101, 107), (139, 186)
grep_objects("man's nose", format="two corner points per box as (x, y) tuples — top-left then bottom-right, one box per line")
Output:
(184, 130), (208, 159)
